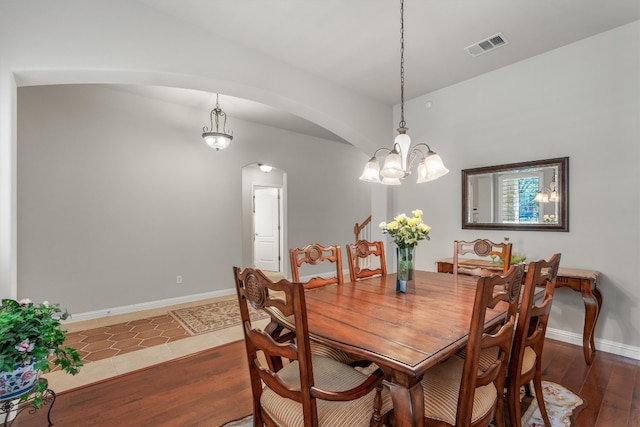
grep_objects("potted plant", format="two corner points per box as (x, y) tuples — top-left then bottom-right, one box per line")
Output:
(0, 298), (82, 406)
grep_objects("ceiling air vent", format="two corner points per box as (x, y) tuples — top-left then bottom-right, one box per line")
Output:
(464, 32), (509, 57)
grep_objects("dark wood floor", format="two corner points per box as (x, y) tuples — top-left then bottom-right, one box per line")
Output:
(539, 339), (640, 427)
(12, 338), (640, 427)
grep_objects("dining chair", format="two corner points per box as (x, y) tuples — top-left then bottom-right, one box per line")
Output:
(346, 240), (387, 282)
(506, 253), (561, 427)
(289, 243), (370, 366)
(453, 239), (513, 275)
(420, 264), (525, 427)
(232, 266), (393, 427)
(289, 243), (344, 288)
(289, 243), (359, 364)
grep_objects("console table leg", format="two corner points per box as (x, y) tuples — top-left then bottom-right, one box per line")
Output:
(582, 287), (601, 365)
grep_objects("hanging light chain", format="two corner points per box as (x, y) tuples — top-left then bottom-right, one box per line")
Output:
(398, 0), (406, 130)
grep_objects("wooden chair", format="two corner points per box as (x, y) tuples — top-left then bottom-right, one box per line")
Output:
(346, 240), (387, 282)
(290, 243), (362, 364)
(232, 267), (392, 427)
(506, 253), (561, 427)
(420, 264), (525, 427)
(289, 243), (344, 288)
(453, 239), (512, 276)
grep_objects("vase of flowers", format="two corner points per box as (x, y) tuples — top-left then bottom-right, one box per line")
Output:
(379, 209), (431, 293)
(0, 298), (82, 406)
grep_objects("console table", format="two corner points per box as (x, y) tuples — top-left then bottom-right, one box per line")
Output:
(436, 258), (602, 364)
(0, 379), (55, 427)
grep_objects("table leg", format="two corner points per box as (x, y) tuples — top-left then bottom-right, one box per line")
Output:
(388, 380), (424, 427)
(582, 286), (602, 365)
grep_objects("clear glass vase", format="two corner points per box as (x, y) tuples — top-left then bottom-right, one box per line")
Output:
(396, 246), (415, 293)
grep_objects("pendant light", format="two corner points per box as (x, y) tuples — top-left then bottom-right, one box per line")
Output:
(360, 0), (448, 185)
(202, 94), (233, 151)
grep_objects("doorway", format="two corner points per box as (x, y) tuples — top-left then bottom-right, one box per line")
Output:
(253, 186), (282, 271)
(241, 163), (286, 274)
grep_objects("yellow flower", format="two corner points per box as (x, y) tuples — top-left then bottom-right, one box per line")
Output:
(380, 209), (431, 248)
(395, 213), (407, 222)
(418, 223), (431, 233)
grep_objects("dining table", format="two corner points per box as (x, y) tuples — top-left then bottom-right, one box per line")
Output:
(275, 270), (511, 427)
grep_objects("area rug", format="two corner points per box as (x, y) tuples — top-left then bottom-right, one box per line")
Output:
(521, 380), (583, 426)
(169, 299), (270, 335)
(221, 414), (253, 427)
(222, 381), (583, 427)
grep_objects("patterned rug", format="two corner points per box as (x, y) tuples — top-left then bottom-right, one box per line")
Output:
(222, 381), (583, 427)
(521, 381), (583, 426)
(169, 299), (270, 335)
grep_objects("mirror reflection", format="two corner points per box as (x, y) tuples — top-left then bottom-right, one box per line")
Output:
(462, 157), (569, 231)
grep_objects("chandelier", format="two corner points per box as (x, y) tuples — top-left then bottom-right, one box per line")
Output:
(534, 173), (559, 203)
(360, 0), (449, 185)
(202, 93), (233, 151)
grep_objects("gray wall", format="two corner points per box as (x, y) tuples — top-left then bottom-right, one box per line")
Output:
(388, 22), (640, 356)
(17, 84), (371, 314)
(2, 0), (638, 358)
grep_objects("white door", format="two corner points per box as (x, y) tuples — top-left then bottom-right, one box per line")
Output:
(253, 187), (281, 271)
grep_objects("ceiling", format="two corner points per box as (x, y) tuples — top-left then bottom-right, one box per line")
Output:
(123, 0), (639, 142)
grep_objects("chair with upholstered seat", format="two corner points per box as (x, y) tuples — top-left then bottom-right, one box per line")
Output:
(506, 253), (561, 427)
(346, 240), (387, 282)
(290, 243), (344, 288)
(454, 239), (512, 276)
(289, 243), (357, 364)
(233, 267), (392, 427)
(420, 264), (525, 427)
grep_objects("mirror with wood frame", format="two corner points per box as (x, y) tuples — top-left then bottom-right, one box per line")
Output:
(462, 157), (569, 231)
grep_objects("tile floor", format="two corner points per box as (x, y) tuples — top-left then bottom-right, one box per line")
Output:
(45, 271), (285, 393)
(44, 293), (271, 394)
(64, 314), (190, 363)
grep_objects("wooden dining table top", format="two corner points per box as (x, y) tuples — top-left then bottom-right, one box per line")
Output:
(301, 270), (508, 378)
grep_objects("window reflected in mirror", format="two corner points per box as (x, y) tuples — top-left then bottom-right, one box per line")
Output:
(462, 157), (568, 231)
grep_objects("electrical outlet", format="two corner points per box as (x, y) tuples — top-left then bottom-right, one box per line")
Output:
(176, 275), (182, 284)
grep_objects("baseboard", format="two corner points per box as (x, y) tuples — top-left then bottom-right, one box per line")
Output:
(546, 327), (640, 361)
(66, 270), (338, 323)
(65, 289), (236, 324)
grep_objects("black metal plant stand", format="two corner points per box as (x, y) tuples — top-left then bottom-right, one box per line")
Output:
(0, 379), (55, 426)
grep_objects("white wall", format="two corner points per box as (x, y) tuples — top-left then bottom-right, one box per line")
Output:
(393, 22), (640, 356)
(17, 85), (371, 314)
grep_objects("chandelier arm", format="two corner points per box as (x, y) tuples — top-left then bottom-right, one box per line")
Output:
(410, 142), (433, 152)
(373, 147), (393, 158)
(211, 109), (218, 132)
(406, 147), (426, 170)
